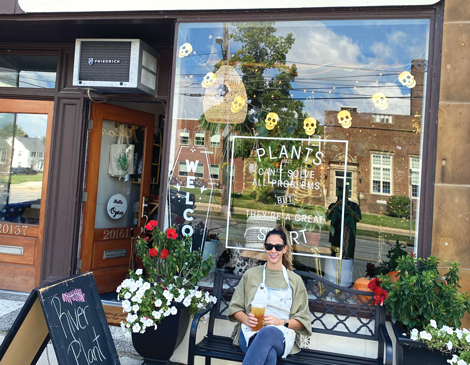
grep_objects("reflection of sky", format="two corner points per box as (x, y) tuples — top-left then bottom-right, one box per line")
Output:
(0, 113), (47, 139)
(19, 71), (56, 88)
(174, 19), (429, 121)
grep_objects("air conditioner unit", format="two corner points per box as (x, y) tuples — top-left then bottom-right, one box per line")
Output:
(73, 39), (158, 96)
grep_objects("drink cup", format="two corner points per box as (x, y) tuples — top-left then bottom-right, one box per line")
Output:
(250, 303), (266, 331)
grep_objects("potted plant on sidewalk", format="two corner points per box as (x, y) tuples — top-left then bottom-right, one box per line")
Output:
(376, 253), (470, 365)
(116, 220), (216, 363)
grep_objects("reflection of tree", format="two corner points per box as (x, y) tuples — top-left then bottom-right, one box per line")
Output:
(0, 123), (25, 140)
(200, 22), (320, 202)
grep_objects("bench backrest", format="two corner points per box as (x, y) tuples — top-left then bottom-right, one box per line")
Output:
(208, 269), (385, 342)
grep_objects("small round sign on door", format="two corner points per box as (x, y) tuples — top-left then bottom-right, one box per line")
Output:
(107, 194), (127, 219)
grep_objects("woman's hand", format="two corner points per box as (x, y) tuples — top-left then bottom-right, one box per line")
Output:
(246, 313), (258, 328)
(263, 315), (283, 326)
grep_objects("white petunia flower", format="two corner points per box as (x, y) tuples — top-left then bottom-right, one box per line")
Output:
(155, 299), (162, 307)
(170, 306), (178, 315)
(446, 327), (454, 335)
(410, 329), (419, 341)
(116, 285), (122, 293)
(447, 341), (453, 350)
(132, 304), (140, 312)
(124, 292), (131, 300)
(135, 269), (143, 275)
(195, 291), (202, 299)
(457, 360), (466, 365)
(163, 308), (171, 317)
(132, 323), (141, 333)
(430, 319), (437, 328)
(419, 331), (432, 341)
(183, 298), (191, 307)
(466, 334), (470, 343)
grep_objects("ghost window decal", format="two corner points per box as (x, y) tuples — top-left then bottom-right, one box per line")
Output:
(265, 112), (279, 130)
(337, 110), (352, 129)
(399, 71), (416, 88)
(372, 92), (389, 110)
(202, 72), (216, 88)
(178, 43), (193, 58)
(303, 117), (317, 135)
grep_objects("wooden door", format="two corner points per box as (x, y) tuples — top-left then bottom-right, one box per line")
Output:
(80, 103), (154, 293)
(0, 99), (54, 292)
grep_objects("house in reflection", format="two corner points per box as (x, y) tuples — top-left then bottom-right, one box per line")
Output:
(321, 59), (425, 214)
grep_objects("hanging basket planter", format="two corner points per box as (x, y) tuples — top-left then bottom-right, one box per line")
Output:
(203, 65), (247, 124)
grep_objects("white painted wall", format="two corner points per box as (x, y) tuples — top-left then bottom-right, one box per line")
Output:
(19, 0), (439, 13)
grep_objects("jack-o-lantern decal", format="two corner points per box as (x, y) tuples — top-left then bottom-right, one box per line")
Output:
(265, 113), (279, 130)
(303, 117), (317, 135)
(399, 71), (416, 88)
(337, 110), (352, 128)
(372, 92), (389, 110)
(178, 43), (193, 58)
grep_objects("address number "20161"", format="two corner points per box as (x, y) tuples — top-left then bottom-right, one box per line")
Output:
(103, 229), (130, 240)
(0, 224), (28, 236)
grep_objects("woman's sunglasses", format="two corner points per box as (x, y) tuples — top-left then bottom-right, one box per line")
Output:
(264, 243), (286, 252)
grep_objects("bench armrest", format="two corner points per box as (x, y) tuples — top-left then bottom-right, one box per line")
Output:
(188, 303), (214, 365)
(379, 323), (393, 365)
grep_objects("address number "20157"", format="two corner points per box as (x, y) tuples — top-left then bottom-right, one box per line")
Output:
(0, 224), (28, 236)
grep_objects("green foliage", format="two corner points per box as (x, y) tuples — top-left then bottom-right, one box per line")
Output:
(386, 195), (411, 219)
(117, 222), (216, 334)
(376, 240), (408, 275)
(380, 254), (470, 333)
(412, 320), (470, 363)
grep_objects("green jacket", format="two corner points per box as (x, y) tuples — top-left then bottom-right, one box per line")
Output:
(227, 265), (312, 355)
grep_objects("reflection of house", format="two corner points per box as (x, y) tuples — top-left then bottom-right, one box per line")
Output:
(174, 119), (244, 192)
(322, 60), (425, 213)
(7, 136), (45, 170)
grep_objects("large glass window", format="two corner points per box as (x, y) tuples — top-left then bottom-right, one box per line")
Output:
(168, 19), (430, 286)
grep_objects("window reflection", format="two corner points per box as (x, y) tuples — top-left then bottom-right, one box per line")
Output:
(0, 113), (47, 224)
(169, 19), (429, 285)
(0, 55), (57, 88)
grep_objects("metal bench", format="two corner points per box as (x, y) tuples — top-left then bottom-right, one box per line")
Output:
(188, 269), (393, 365)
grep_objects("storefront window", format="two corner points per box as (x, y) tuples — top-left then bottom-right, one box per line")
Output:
(168, 19), (430, 285)
(0, 55), (57, 88)
(0, 112), (48, 224)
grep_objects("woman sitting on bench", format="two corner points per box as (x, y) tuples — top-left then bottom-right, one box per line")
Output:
(228, 228), (312, 365)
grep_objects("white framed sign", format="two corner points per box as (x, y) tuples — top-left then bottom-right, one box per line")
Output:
(107, 194), (127, 220)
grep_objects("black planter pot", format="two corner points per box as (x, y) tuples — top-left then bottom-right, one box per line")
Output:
(131, 306), (191, 364)
(392, 322), (452, 365)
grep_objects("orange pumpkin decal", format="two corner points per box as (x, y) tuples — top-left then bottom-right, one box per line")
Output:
(353, 277), (373, 305)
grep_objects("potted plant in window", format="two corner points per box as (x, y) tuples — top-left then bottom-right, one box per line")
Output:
(376, 253), (470, 365)
(117, 220), (216, 363)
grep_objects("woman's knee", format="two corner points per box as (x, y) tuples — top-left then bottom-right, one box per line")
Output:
(257, 326), (283, 340)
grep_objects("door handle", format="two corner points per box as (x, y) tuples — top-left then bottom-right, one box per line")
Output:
(141, 196), (148, 218)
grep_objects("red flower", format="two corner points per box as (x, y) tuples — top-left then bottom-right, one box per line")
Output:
(166, 228), (178, 240)
(160, 249), (169, 259)
(144, 237), (149, 242)
(145, 220), (158, 231)
(410, 252), (414, 258)
(374, 287), (388, 306)
(368, 278), (381, 291)
(149, 248), (159, 257)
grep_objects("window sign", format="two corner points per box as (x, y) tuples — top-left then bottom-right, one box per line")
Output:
(227, 136), (349, 260)
(168, 19), (430, 285)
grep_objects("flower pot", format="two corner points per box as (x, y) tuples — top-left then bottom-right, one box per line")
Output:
(131, 306), (191, 364)
(304, 231), (321, 246)
(324, 257), (354, 287)
(391, 322), (451, 365)
(203, 239), (218, 273)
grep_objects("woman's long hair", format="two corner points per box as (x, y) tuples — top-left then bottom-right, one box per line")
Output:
(265, 228), (293, 271)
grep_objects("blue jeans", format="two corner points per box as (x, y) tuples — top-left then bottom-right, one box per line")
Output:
(239, 326), (285, 365)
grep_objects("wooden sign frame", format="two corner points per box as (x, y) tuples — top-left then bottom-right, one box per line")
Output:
(0, 272), (120, 365)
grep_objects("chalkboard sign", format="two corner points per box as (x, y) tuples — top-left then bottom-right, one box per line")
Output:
(0, 272), (120, 365)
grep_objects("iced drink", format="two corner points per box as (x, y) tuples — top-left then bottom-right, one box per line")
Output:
(251, 305), (266, 331)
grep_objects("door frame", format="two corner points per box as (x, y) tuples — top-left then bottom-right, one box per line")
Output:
(0, 99), (54, 291)
(80, 103), (154, 291)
